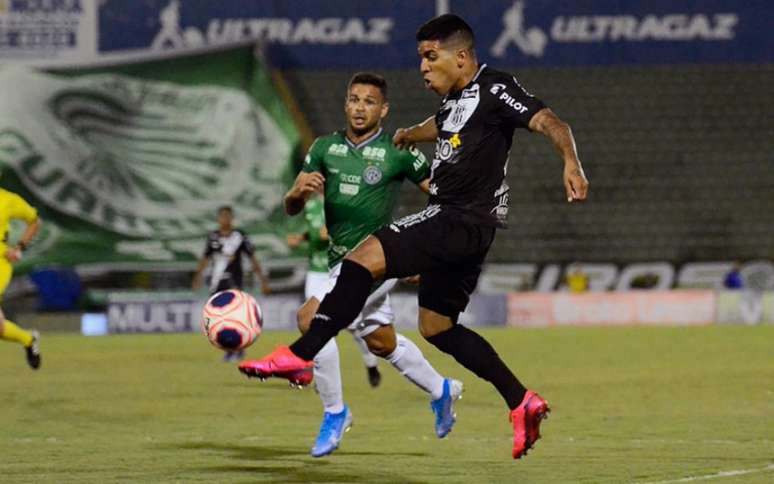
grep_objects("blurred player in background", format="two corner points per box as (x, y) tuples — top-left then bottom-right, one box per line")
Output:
(242, 72), (462, 457)
(247, 15), (589, 459)
(286, 195), (383, 388)
(192, 205), (271, 362)
(0, 188), (42, 369)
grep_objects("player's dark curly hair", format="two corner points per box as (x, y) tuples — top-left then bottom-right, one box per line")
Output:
(348, 72), (388, 100)
(416, 14), (475, 52)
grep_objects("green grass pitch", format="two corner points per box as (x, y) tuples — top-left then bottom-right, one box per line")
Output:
(1, 326), (772, 483)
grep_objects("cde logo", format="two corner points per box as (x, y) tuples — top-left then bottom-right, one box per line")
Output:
(362, 165), (382, 185)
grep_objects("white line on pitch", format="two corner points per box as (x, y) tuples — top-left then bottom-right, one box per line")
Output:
(640, 463), (774, 484)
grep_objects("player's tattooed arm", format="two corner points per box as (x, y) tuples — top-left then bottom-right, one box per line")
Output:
(529, 108), (589, 202)
(284, 171), (325, 215)
(394, 116), (438, 148)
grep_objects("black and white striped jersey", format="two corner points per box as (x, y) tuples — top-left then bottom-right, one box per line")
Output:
(429, 64), (545, 228)
(202, 229), (255, 292)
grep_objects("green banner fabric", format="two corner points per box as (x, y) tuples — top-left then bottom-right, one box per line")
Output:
(0, 46), (301, 272)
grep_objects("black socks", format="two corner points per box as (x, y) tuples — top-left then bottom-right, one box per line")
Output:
(290, 260), (374, 361)
(426, 325), (527, 410)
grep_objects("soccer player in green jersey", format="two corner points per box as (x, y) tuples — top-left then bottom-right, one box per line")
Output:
(286, 195), (383, 388)
(242, 73), (462, 457)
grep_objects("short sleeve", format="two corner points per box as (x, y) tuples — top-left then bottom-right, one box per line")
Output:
(202, 234), (214, 257)
(491, 75), (546, 130)
(402, 146), (430, 184)
(302, 138), (325, 174)
(9, 193), (37, 224)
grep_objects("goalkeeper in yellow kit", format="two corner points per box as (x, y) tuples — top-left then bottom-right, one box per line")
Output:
(0, 188), (42, 369)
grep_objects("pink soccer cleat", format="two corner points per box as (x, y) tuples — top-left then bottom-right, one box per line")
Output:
(509, 390), (550, 459)
(239, 345), (314, 388)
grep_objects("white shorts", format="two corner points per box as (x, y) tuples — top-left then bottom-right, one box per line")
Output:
(304, 270), (329, 301)
(306, 263), (397, 338)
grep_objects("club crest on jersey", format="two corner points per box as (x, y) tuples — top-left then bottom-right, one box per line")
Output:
(451, 104), (466, 126)
(363, 165), (383, 185)
(440, 84), (479, 133)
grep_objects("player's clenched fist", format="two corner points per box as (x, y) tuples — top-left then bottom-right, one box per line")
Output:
(4, 247), (22, 263)
(393, 127), (413, 149)
(563, 161), (589, 203)
(292, 171), (325, 198)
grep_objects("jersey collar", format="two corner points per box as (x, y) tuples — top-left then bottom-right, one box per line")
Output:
(344, 127), (383, 150)
(471, 63), (487, 83)
(444, 64), (487, 102)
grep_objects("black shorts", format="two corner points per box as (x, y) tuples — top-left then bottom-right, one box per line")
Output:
(211, 278), (242, 296)
(374, 205), (496, 320)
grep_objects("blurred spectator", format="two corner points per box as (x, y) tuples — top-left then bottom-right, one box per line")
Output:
(567, 267), (589, 293)
(723, 262), (744, 289)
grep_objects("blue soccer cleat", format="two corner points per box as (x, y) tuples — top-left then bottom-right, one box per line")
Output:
(311, 405), (353, 457)
(431, 378), (464, 438)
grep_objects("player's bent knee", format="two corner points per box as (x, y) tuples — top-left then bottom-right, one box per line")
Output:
(363, 325), (397, 357)
(418, 307), (455, 339)
(345, 236), (387, 280)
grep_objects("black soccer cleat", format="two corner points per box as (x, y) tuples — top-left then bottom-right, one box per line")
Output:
(367, 366), (381, 388)
(25, 330), (41, 370)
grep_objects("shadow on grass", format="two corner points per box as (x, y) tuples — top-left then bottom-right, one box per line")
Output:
(163, 440), (428, 483)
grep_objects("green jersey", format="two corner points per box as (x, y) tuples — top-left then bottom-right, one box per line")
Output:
(303, 129), (429, 267)
(303, 197), (329, 273)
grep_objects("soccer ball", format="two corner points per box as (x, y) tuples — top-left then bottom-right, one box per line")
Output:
(201, 289), (263, 351)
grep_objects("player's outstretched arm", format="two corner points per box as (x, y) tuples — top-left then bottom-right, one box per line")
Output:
(394, 116), (438, 148)
(284, 171), (325, 216)
(529, 108), (589, 202)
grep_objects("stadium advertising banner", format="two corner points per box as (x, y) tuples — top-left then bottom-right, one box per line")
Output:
(716, 291), (774, 326)
(507, 290), (717, 327)
(93, 0), (772, 68)
(101, 288), (773, 334)
(104, 292), (504, 334)
(0, 0), (97, 64)
(0, 46), (301, 273)
(107, 292), (303, 333)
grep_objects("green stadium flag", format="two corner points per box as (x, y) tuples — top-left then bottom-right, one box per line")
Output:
(0, 46), (301, 273)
